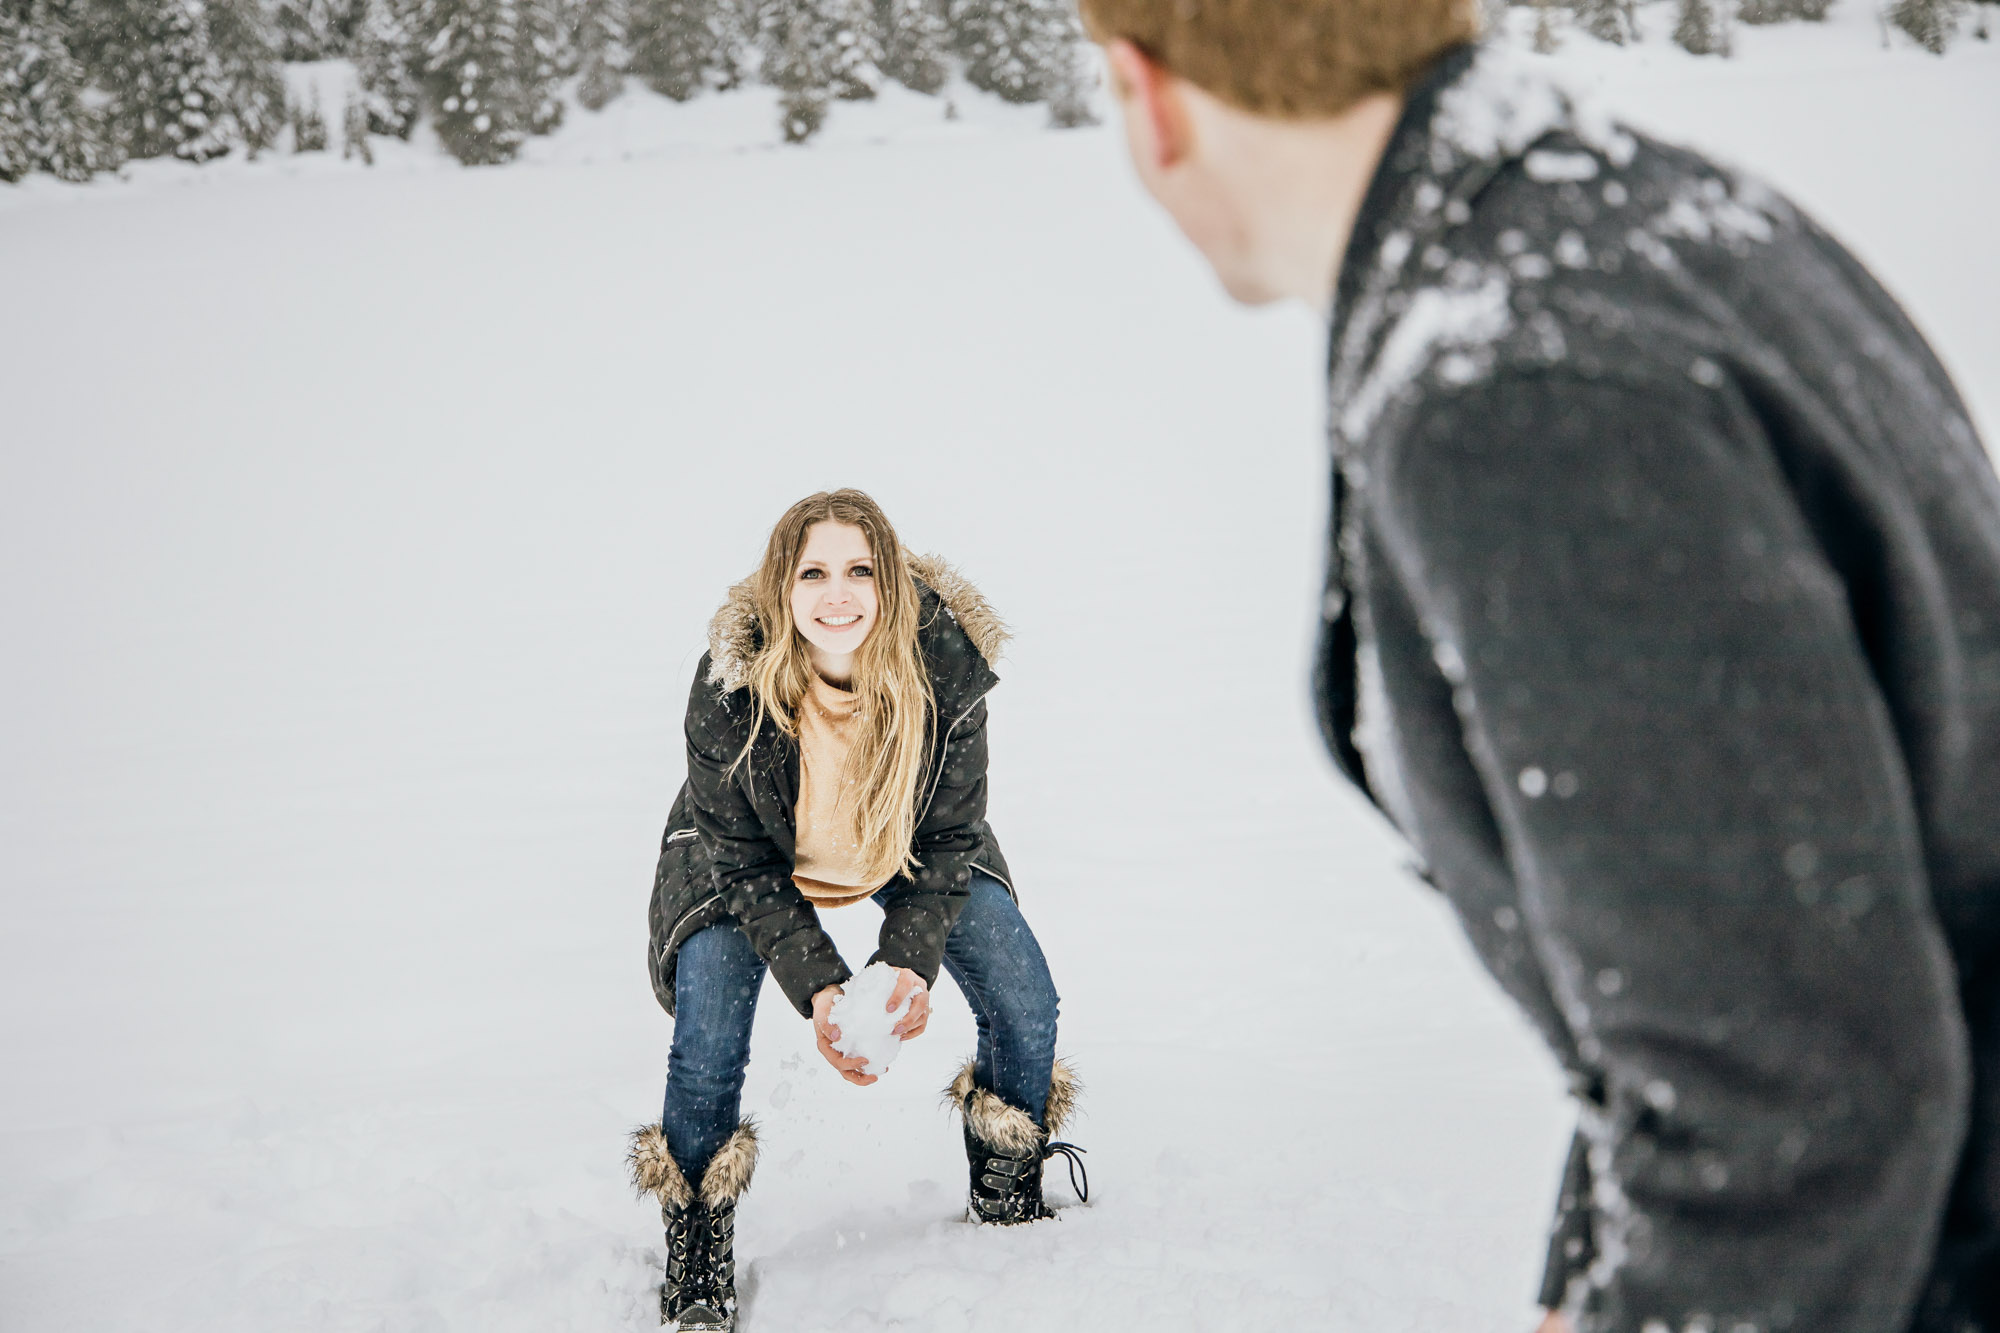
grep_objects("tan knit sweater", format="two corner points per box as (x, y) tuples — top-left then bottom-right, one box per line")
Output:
(791, 674), (883, 908)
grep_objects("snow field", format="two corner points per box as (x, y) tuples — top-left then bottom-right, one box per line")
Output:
(2, 8), (1996, 1331)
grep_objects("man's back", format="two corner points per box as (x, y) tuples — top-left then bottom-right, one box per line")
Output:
(1316, 45), (2000, 1333)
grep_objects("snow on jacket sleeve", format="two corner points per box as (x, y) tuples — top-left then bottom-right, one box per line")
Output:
(1378, 371), (1970, 1333)
(868, 696), (989, 988)
(685, 693), (853, 1017)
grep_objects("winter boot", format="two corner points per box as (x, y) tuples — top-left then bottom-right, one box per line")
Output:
(946, 1059), (1088, 1224)
(629, 1122), (759, 1331)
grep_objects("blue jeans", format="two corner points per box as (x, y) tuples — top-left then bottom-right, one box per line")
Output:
(662, 871), (1059, 1181)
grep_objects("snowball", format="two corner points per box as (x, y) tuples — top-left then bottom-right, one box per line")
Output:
(829, 963), (914, 1078)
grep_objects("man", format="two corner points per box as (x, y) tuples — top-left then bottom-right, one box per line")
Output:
(1080, 3), (2000, 1331)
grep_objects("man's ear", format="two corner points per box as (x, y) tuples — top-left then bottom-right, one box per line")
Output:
(1104, 39), (1193, 172)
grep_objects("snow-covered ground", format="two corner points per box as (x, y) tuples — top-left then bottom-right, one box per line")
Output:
(2, 6), (1996, 1330)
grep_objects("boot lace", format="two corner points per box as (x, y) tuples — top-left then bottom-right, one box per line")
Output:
(664, 1202), (733, 1314)
(1044, 1140), (1089, 1203)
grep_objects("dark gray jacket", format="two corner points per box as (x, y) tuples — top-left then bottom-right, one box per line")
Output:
(648, 556), (1015, 1019)
(1317, 44), (2000, 1333)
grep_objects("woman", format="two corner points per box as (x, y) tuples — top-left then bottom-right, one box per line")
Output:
(629, 490), (1083, 1333)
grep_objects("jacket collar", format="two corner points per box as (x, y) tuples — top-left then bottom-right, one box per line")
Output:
(1329, 42), (1479, 352)
(1327, 43), (1640, 449)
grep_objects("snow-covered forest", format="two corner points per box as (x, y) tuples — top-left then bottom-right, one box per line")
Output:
(2, 2), (1998, 1331)
(0, 0), (1093, 176)
(1491, 0), (1991, 53)
(3, 0), (1995, 181)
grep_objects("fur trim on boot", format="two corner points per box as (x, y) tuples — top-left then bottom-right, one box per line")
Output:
(629, 1121), (760, 1210)
(944, 1058), (1080, 1153)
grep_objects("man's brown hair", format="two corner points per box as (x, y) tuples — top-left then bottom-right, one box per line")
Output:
(1078, 0), (1482, 119)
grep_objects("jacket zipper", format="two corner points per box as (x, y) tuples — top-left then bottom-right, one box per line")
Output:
(662, 891), (723, 968)
(658, 828), (708, 966)
(921, 688), (1016, 902)
(971, 859), (1016, 901)
(916, 686), (993, 826)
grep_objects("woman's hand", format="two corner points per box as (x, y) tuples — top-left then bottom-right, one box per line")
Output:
(889, 967), (929, 1041)
(810, 984), (876, 1085)
(810, 971), (930, 1085)
(1535, 1312), (1571, 1333)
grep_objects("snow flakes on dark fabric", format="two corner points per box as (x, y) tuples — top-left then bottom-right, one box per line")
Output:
(1320, 40), (2000, 1333)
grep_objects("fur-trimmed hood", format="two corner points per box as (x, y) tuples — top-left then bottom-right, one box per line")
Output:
(704, 552), (1009, 694)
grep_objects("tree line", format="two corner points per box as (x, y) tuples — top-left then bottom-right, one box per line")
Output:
(0, 0), (1092, 181)
(1496, 0), (1992, 56)
(9, 0), (1989, 185)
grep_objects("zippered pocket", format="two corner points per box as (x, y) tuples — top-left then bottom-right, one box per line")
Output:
(971, 860), (1017, 902)
(661, 893), (724, 969)
(663, 827), (698, 847)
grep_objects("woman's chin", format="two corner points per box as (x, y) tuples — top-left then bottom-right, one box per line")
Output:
(805, 630), (870, 659)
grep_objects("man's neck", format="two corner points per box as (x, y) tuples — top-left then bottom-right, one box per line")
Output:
(1219, 92), (1405, 314)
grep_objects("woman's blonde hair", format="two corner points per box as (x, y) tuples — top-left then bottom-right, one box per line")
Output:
(733, 489), (934, 887)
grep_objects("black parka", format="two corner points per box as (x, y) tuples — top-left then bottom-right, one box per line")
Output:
(648, 556), (1015, 1019)
(1318, 45), (2000, 1333)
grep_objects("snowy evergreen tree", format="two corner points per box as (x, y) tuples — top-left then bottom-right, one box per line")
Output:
(950, 0), (1082, 106)
(207, 0), (288, 154)
(761, 0), (880, 140)
(1530, 0), (1559, 51)
(351, 0), (423, 136)
(712, 0), (757, 87)
(516, 0), (567, 131)
(778, 84), (823, 140)
(825, 0), (882, 99)
(1736, 0), (1830, 22)
(339, 85), (373, 158)
(88, 0), (236, 161)
(289, 86), (327, 147)
(0, 0), (115, 183)
(626, 0), (722, 100)
(1041, 33), (1093, 127)
(417, 0), (562, 164)
(271, 0), (360, 58)
(1671, 0), (1725, 54)
(422, 0), (528, 162)
(570, 0), (625, 109)
(1574, 0), (1633, 44)
(1889, 0), (1964, 51)
(876, 0), (947, 94)
(0, 7), (38, 182)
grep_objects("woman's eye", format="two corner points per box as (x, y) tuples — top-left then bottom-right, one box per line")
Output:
(851, 565), (873, 578)
(799, 569), (822, 581)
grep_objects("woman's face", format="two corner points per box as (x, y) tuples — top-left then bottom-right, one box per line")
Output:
(791, 520), (878, 672)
